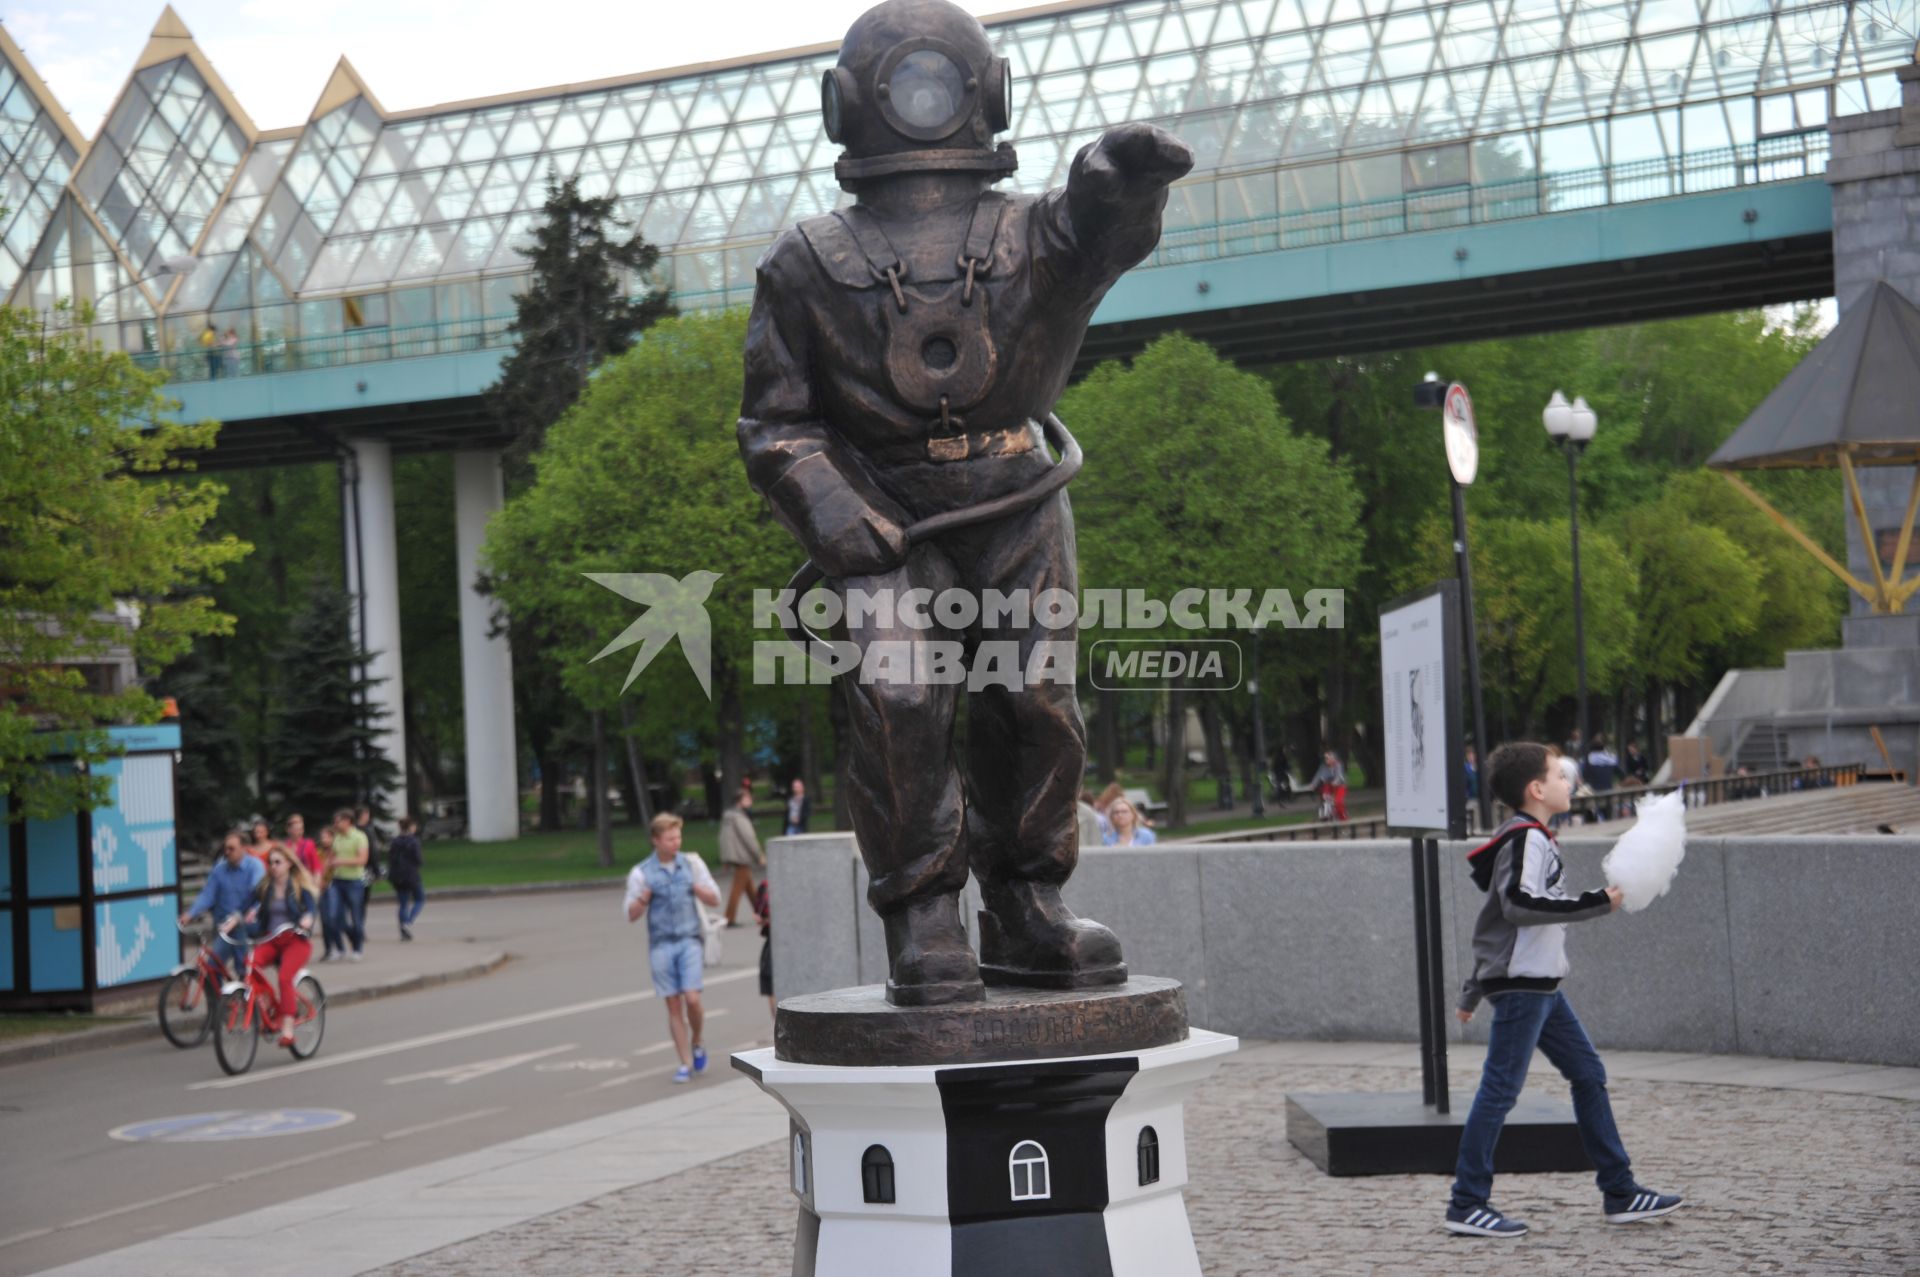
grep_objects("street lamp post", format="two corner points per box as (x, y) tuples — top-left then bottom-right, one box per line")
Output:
(1248, 628), (1267, 818)
(1542, 390), (1598, 753)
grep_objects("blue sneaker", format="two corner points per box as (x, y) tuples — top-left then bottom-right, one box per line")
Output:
(1444, 1204), (1529, 1238)
(672, 1065), (691, 1084)
(1605, 1188), (1684, 1223)
(692, 1045), (708, 1074)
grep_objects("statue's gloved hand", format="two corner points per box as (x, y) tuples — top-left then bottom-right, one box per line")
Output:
(769, 451), (912, 578)
(1075, 123), (1194, 200)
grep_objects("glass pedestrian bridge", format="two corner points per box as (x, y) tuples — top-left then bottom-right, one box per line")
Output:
(0, 0), (1912, 390)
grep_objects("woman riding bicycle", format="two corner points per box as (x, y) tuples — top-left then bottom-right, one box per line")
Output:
(240, 849), (319, 1048)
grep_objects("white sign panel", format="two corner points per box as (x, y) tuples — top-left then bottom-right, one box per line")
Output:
(1380, 591), (1451, 834)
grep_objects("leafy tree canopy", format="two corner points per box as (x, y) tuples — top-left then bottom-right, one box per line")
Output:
(0, 307), (250, 820)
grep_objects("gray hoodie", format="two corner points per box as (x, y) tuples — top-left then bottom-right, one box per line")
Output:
(1458, 814), (1611, 1011)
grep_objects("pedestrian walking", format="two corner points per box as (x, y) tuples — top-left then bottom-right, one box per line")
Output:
(315, 826), (343, 959)
(246, 817), (280, 866)
(719, 787), (765, 927)
(200, 321), (220, 378)
(354, 805), (388, 885)
(1448, 741), (1683, 1237)
(283, 813), (322, 879)
(387, 816), (425, 940)
(1100, 797), (1157, 847)
(325, 808), (369, 962)
(623, 813), (721, 1083)
(782, 778), (811, 835)
(755, 877), (774, 1019)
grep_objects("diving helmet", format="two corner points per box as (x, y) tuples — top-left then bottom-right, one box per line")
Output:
(823, 0), (1016, 187)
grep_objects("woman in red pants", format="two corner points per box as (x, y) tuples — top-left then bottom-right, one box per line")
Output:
(244, 848), (319, 1047)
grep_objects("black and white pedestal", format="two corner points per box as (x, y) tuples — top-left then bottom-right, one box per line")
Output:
(733, 1029), (1237, 1277)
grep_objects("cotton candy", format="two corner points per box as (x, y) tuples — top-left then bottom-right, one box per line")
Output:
(1602, 789), (1687, 912)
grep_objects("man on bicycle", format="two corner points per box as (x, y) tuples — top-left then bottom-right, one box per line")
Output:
(180, 831), (263, 976)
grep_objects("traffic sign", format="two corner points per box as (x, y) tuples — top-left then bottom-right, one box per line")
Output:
(1442, 382), (1478, 486)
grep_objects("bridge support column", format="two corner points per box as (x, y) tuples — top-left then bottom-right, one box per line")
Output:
(345, 438), (409, 816)
(454, 450), (520, 841)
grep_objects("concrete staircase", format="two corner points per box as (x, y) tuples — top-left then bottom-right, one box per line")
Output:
(1580, 782), (1920, 838)
(1733, 722), (1793, 773)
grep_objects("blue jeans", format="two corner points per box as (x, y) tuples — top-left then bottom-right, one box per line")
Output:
(648, 935), (704, 997)
(393, 879), (425, 927)
(209, 933), (250, 980)
(1451, 990), (1636, 1209)
(329, 880), (367, 954)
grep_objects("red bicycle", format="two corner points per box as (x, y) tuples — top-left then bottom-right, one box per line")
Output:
(212, 922), (326, 1075)
(158, 918), (245, 1049)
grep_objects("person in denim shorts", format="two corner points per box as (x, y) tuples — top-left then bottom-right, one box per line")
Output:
(624, 812), (721, 1082)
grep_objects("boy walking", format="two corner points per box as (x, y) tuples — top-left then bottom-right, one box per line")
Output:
(1448, 741), (1683, 1238)
(624, 813), (721, 1083)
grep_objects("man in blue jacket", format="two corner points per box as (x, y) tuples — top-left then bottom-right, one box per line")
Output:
(180, 830), (264, 975)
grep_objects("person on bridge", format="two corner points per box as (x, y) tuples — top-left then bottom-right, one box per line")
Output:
(242, 849), (319, 1048)
(180, 831), (263, 976)
(624, 813), (722, 1083)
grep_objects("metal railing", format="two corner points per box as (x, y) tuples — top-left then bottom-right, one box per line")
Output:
(135, 132), (1830, 387)
(1147, 133), (1829, 267)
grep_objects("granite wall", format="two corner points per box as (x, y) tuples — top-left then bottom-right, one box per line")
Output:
(769, 833), (1920, 1067)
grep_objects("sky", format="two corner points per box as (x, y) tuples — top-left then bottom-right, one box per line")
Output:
(2, 0), (1008, 137)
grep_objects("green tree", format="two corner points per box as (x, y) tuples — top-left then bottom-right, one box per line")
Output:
(150, 642), (251, 854)
(487, 173), (674, 469)
(265, 584), (400, 823)
(0, 307), (250, 820)
(484, 310), (798, 858)
(1063, 333), (1363, 826)
(1401, 514), (1637, 737)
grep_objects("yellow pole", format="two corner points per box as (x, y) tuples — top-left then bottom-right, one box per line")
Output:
(1837, 449), (1891, 610)
(1886, 465), (1920, 612)
(1716, 471), (1878, 604)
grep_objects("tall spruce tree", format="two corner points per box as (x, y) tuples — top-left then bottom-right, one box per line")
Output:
(487, 173), (673, 469)
(266, 584), (399, 824)
(484, 173), (672, 851)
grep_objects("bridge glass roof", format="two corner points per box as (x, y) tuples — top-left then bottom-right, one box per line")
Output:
(4, 0), (1915, 364)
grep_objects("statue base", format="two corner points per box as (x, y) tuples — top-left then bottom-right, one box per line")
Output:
(774, 976), (1188, 1067)
(734, 1025), (1238, 1277)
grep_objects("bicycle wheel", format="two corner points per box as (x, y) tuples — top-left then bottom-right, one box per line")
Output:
(288, 975), (326, 1059)
(212, 990), (259, 1075)
(157, 970), (214, 1049)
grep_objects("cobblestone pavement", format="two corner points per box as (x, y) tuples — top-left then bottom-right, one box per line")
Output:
(377, 1060), (1919, 1276)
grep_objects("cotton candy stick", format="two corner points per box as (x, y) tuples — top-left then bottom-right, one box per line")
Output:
(1602, 789), (1688, 912)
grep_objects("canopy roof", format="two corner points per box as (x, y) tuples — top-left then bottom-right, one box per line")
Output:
(1708, 281), (1920, 471)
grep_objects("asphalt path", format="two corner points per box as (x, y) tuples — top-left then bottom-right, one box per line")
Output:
(0, 890), (775, 1276)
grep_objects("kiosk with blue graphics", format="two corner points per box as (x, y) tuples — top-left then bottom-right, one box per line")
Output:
(2, 724), (182, 1010)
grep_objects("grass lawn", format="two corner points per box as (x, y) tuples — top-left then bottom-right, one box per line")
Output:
(0, 1013), (138, 1040)
(373, 814), (789, 892)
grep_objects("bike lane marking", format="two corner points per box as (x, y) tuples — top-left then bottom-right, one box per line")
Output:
(0, 1108), (505, 1253)
(187, 966), (759, 1091)
(386, 1043), (576, 1086)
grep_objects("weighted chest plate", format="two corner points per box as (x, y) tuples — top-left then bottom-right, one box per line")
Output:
(883, 280), (996, 416)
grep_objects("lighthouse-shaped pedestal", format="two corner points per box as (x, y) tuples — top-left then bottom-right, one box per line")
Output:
(733, 978), (1236, 1277)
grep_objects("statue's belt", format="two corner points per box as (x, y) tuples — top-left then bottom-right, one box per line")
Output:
(867, 420), (1039, 465)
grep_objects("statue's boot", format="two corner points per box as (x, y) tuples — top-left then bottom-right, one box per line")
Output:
(978, 880), (1128, 990)
(883, 893), (986, 1007)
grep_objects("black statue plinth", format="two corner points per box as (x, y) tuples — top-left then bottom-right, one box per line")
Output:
(1286, 1090), (1592, 1176)
(776, 976), (1188, 1067)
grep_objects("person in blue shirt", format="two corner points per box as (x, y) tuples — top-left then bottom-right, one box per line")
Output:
(1100, 797), (1157, 847)
(179, 831), (264, 975)
(623, 813), (721, 1083)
